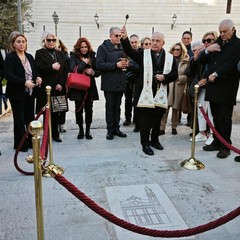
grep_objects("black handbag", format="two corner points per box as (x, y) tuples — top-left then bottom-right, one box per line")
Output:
(51, 95), (68, 113)
(68, 88), (86, 101)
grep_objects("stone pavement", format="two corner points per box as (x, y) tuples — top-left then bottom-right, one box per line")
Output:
(0, 96), (240, 240)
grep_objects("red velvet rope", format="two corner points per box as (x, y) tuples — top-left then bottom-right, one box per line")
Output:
(54, 174), (240, 238)
(40, 107), (50, 160)
(199, 105), (240, 154)
(14, 107), (46, 175)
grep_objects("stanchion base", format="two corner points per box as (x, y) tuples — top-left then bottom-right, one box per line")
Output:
(180, 157), (205, 170)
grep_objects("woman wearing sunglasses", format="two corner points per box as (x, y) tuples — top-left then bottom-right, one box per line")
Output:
(35, 31), (68, 143)
(188, 31), (218, 144)
(160, 42), (189, 135)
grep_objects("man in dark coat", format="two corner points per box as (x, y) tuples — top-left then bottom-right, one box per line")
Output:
(121, 27), (178, 155)
(96, 27), (128, 140)
(198, 19), (240, 159)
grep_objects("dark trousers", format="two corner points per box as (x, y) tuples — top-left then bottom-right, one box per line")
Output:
(58, 112), (66, 125)
(210, 102), (234, 149)
(124, 82), (133, 121)
(75, 94), (93, 126)
(138, 107), (166, 147)
(10, 93), (34, 149)
(104, 91), (123, 133)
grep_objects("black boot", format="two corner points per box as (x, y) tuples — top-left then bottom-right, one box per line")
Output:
(77, 124), (84, 139)
(85, 124), (93, 140)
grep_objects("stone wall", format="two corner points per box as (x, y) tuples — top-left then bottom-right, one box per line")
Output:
(25, 0), (240, 54)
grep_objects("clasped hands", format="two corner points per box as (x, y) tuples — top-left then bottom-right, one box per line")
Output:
(25, 77), (42, 89)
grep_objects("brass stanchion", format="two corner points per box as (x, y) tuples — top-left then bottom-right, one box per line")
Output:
(28, 120), (45, 240)
(180, 84), (205, 170)
(42, 86), (64, 177)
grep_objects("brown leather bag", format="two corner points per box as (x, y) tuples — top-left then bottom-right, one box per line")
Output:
(181, 83), (191, 114)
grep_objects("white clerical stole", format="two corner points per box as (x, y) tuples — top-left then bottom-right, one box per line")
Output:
(137, 49), (173, 109)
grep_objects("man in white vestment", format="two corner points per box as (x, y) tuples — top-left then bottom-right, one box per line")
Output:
(121, 27), (178, 155)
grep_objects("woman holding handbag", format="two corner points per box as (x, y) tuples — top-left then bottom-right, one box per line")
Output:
(35, 31), (68, 143)
(68, 37), (100, 140)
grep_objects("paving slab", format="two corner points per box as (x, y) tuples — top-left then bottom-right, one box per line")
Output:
(0, 96), (240, 240)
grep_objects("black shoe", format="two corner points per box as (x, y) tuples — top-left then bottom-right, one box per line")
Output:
(123, 120), (131, 126)
(106, 132), (114, 140)
(150, 142), (164, 150)
(85, 132), (93, 140)
(113, 130), (127, 138)
(172, 129), (177, 135)
(142, 146), (154, 156)
(216, 149), (230, 159)
(203, 142), (221, 151)
(159, 130), (165, 136)
(234, 156), (240, 162)
(77, 132), (84, 139)
(133, 126), (140, 132)
(53, 138), (62, 143)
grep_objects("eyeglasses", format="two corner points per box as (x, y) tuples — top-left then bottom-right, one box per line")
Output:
(144, 43), (151, 46)
(202, 38), (215, 44)
(192, 48), (201, 52)
(114, 34), (122, 38)
(46, 39), (57, 43)
(172, 48), (181, 51)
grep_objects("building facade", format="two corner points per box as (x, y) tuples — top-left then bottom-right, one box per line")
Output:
(25, 0), (240, 54)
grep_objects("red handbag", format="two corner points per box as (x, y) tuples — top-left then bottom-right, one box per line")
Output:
(67, 67), (91, 90)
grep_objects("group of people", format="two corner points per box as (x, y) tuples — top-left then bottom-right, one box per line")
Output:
(2, 18), (240, 162)
(3, 31), (100, 152)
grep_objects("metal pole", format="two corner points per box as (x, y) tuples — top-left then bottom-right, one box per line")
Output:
(79, 26), (81, 37)
(17, 0), (23, 33)
(55, 24), (57, 36)
(28, 121), (45, 240)
(180, 85), (205, 170)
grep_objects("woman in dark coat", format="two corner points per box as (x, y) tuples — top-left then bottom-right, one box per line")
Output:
(35, 31), (68, 142)
(68, 37), (100, 139)
(4, 32), (42, 151)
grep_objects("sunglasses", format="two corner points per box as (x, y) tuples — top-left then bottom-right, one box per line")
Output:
(172, 48), (181, 51)
(46, 39), (57, 43)
(202, 38), (215, 44)
(114, 34), (122, 38)
(144, 43), (151, 46)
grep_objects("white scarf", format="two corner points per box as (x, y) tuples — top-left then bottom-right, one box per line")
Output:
(137, 49), (173, 109)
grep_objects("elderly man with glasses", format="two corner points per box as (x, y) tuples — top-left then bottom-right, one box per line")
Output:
(198, 19), (240, 159)
(120, 26), (178, 156)
(96, 27), (128, 140)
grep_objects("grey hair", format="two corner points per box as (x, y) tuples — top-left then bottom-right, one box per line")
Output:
(109, 27), (120, 35)
(40, 31), (56, 47)
(191, 41), (203, 50)
(152, 32), (165, 41)
(219, 19), (235, 29)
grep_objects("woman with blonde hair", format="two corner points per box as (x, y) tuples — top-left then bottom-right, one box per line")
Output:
(4, 32), (42, 151)
(160, 42), (189, 135)
(189, 31), (218, 144)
